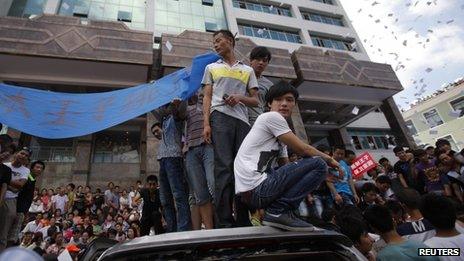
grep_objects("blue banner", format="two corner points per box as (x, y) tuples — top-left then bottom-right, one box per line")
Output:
(0, 52), (220, 139)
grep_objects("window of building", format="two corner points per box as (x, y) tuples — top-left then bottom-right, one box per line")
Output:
(349, 129), (396, 151)
(73, 4), (89, 18)
(301, 11), (344, 26)
(311, 0), (335, 5)
(93, 129), (140, 163)
(438, 135), (459, 151)
(423, 108), (443, 128)
(450, 96), (464, 117)
(310, 34), (357, 52)
(30, 137), (76, 163)
(202, 0), (214, 6)
(117, 10), (132, 22)
(7, 0), (46, 17)
(405, 120), (418, 136)
(205, 21), (217, 32)
(238, 24), (302, 43)
(232, 0), (292, 17)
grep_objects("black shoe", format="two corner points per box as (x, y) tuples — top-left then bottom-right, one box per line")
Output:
(262, 212), (315, 232)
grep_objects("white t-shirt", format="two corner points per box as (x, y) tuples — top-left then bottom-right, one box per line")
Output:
(424, 233), (464, 261)
(4, 162), (30, 199)
(52, 194), (68, 213)
(234, 112), (290, 194)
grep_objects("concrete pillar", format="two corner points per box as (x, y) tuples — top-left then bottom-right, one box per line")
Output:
(146, 0), (155, 35)
(380, 97), (416, 149)
(329, 127), (353, 149)
(43, 0), (60, 14)
(146, 113), (160, 177)
(0, 0), (14, 17)
(71, 135), (93, 186)
(291, 103), (310, 144)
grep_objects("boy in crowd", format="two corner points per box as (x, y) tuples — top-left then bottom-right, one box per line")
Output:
(396, 188), (435, 242)
(234, 82), (344, 231)
(393, 146), (415, 189)
(364, 205), (437, 261)
(327, 145), (359, 207)
(202, 29), (259, 228)
(421, 194), (464, 260)
(151, 99), (191, 232)
(338, 216), (375, 260)
(0, 147), (31, 250)
(358, 182), (384, 212)
(132, 175), (164, 236)
(375, 175), (396, 201)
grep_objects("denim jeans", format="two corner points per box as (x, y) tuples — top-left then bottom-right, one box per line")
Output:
(185, 144), (215, 205)
(158, 157), (191, 232)
(312, 194), (334, 218)
(248, 157), (327, 215)
(210, 111), (251, 228)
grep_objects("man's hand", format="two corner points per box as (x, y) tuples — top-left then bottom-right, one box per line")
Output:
(326, 158), (345, 180)
(334, 193), (343, 205)
(224, 94), (241, 107)
(354, 194), (360, 204)
(203, 125), (212, 144)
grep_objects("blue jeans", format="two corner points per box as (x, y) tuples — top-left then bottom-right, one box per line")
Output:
(211, 111), (251, 228)
(158, 157), (191, 232)
(185, 144), (215, 205)
(249, 157), (327, 215)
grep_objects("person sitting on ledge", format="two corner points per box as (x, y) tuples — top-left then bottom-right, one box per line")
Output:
(234, 82), (344, 231)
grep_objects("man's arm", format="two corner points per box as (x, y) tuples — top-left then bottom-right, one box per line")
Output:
(226, 88), (259, 107)
(8, 178), (27, 190)
(326, 181), (343, 205)
(349, 177), (360, 204)
(202, 84), (213, 144)
(398, 173), (408, 188)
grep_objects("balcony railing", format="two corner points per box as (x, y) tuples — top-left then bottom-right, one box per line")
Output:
(30, 146), (75, 162)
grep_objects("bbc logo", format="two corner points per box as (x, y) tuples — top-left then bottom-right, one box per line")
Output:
(418, 248), (461, 256)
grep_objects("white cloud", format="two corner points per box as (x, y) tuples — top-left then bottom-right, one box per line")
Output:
(407, 0), (453, 16)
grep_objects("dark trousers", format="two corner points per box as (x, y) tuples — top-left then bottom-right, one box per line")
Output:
(210, 111), (251, 228)
(140, 211), (164, 236)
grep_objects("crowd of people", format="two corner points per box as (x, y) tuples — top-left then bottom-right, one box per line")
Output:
(0, 29), (463, 260)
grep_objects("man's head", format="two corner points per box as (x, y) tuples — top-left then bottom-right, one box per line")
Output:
(213, 30), (235, 57)
(12, 147), (31, 166)
(378, 157), (390, 170)
(249, 46), (271, 77)
(107, 182), (114, 190)
(396, 188), (421, 211)
(66, 183), (75, 193)
(316, 144), (331, 155)
(30, 161), (45, 178)
(339, 217), (374, 255)
(332, 145), (346, 162)
(35, 213), (43, 223)
(361, 183), (379, 204)
(146, 175), (158, 191)
(420, 194), (456, 231)
(364, 205), (395, 234)
(0, 134), (14, 162)
(425, 146), (435, 157)
(345, 150), (356, 164)
(375, 175), (391, 194)
(435, 139), (451, 153)
(265, 82), (299, 118)
(414, 149), (428, 163)
(393, 146), (408, 161)
(58, 187), (65, 195)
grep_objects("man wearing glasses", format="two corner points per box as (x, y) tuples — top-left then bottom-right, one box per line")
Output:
(0, 147), (30, 250)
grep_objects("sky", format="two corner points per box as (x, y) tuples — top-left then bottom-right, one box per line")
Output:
(339, 0), (464, 111)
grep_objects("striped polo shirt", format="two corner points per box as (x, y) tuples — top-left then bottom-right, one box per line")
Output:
(201, 59), (259, 125)
(185, 102), (205, 149)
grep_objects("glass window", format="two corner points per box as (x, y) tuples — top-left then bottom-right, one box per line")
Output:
(351, 136), (362, 150)
(30, 137), (75, 163)
(117, 10), (132, 22)
(202, 0), (214, 6)
(8, 0), (47, 17)
(405, 120), (418, 135)
(93, 130), (140, 163)
(310, 34), (356, 52)
(423, 109), (443, 128)
(359, 136), (370, 150)
(450, 97), (464, 117)
(205, 21), (217, 32)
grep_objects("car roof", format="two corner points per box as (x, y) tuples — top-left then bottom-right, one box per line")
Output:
(100, 226), (352, 259)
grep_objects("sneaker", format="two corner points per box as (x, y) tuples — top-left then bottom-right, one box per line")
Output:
(262, 212), (315, 232)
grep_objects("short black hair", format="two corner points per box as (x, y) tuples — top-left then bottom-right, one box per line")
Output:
(435, 139), (450, 148)
(213, 29), (235, 47)
(338, 217), (369, 244)
(420, 194), (456, 230)
(385, 200), (404, 217)
(31, 160), (45, 170)
(250, 46), (272, 62)
(396, 188), (421, 210)
(67, 183), (75, 190)
(361, 183), (378, 195)
(146, 175), (158, 183)
(413, 149), (426, 158)
(378, 157), (389, 165)
(375, 175), (391, 185)
(345, 150), (355, 157)
(393, 146), (404, 154)
(333, 145), (346, 152)
(265, 80), (299, 105)
(425, 146), (435, 151)
(364, 205), (394, 233)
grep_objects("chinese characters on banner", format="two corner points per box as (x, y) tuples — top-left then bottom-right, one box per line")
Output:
(351, 152), (377, 179)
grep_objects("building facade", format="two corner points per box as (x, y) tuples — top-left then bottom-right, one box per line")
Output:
(0, 0), (412, 188)
(402, 81), (464, 151)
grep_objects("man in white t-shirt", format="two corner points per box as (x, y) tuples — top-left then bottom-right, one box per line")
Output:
(0, 147), (30, 250)
(421, 194), (464, 261)
(52, 187), (68, 214)
(234, 82), (344, 231)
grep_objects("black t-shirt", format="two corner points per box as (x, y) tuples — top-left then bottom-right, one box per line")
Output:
(394, 160), (414, 186)
(17, 176), (36, 213)
(0, 163), (12, 187)
(140, 188), (161, 216)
